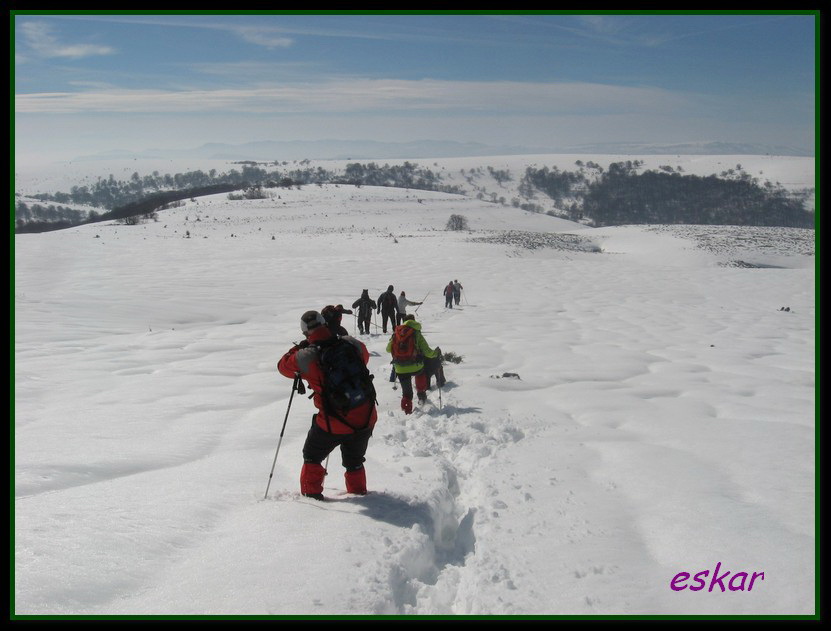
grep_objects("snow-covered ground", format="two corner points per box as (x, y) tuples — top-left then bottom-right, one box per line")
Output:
(14, 164), (816, 617)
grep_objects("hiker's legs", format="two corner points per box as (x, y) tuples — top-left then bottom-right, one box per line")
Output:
(301, 419), (338, 495)
(341, 428), (372, 494)
(382, 311), (394, 333)
(415, 371), (428, 402)
(423, 356), (437, 389)
(398, 373), (414, 413)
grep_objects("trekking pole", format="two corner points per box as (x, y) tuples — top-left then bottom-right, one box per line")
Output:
(415, 292), (430, 315)
(463, 289), (468, 305)
(437, 350), (444, 409)
(263, 373), (305, 500)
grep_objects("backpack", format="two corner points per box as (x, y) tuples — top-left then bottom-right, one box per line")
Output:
(383, 292), (397, 310)
(391, 325), (418, 362)
(316, 338), (376, 427)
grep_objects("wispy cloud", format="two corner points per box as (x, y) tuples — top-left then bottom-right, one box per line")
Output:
(15, 78), (703, 116)
(20, 22), (116, 59)
(573, 15), (672, 48)
(226, 25), (293, 49)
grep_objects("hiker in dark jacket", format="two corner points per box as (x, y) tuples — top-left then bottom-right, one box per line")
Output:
(424, 350), (446, 391)
(443, 280), (455, 309)
(351, 290), (377, 335)
(376, 284), (400, 334)
(322, 304), (353, 336)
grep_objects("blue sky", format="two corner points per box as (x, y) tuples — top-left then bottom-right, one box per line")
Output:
(13, 12), (817, 163)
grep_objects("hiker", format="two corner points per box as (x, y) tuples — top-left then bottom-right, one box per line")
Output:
(351, 289), (377, 335)
(443, 280), (455, 309)
(396, 290), (423, 325)
(322, 304), (353, 337)
(387, 314), (439, 414)
(376, 284), (400, 334)
(452, 280), (463, 306)
(277, 310), (377, 500)
(424, 350), (446, 391)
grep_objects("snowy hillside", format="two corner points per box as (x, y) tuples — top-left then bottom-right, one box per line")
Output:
(13, 167), (816, 617)
(14, 153), (816, 223)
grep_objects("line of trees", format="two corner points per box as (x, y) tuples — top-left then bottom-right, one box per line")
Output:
(16, 161), (464, 232)
(521, 161), (813, 228)
(581, 161), (813, 228)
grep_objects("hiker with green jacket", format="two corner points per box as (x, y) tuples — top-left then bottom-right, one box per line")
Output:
(387, 314), (439, 415)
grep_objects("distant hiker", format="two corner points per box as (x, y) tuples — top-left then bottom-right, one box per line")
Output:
(387, 314), (439, 414)
(452, 280), (463, 306)
(443, 280), (455, 309)
(377, 285), (400, 334)
(277, 310), (377, 500)
(396, 290), (423, 325)
(352, 290), (377, 335)
(322, 304), (353, 337)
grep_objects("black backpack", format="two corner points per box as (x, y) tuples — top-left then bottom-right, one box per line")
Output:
(316, 338), (376, 429)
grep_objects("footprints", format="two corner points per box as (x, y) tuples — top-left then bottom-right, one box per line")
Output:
(574, 564), (616, 579)
(377, 384), (529, 612)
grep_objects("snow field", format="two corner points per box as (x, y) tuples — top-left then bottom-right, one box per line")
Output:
(15, 179), (815, 616)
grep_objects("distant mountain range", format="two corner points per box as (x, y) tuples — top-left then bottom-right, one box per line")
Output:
(558, 140), (812, 157)
(70, 139), (813, 163)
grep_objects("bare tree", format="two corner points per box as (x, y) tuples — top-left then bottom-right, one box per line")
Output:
(446, 214), (469, 231)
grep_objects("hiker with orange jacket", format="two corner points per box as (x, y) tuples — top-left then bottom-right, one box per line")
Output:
(277, 310), (377, 499)
(386, 314), (439, 415)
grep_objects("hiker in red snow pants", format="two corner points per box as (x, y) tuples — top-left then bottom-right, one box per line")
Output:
(277, 310), (377, 499)
(387, 315), (439, 415)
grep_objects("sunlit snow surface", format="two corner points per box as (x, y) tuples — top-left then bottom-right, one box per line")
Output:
(14, 155), (815, 617)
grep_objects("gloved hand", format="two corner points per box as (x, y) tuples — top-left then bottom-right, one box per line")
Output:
(297, 339), (310, 349)
(435, 346), (442, 356)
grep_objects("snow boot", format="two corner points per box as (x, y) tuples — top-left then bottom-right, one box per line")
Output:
(344, 467), (367, 495)
(401, 397), (413, 415)
(417, 391), (427, 404)
(300, 462), (326, 498)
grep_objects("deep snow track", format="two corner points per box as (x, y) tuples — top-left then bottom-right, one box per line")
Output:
(369, 379), (526, 614)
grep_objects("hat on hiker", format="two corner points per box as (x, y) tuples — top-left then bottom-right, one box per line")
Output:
(301, 310), (326, 334)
